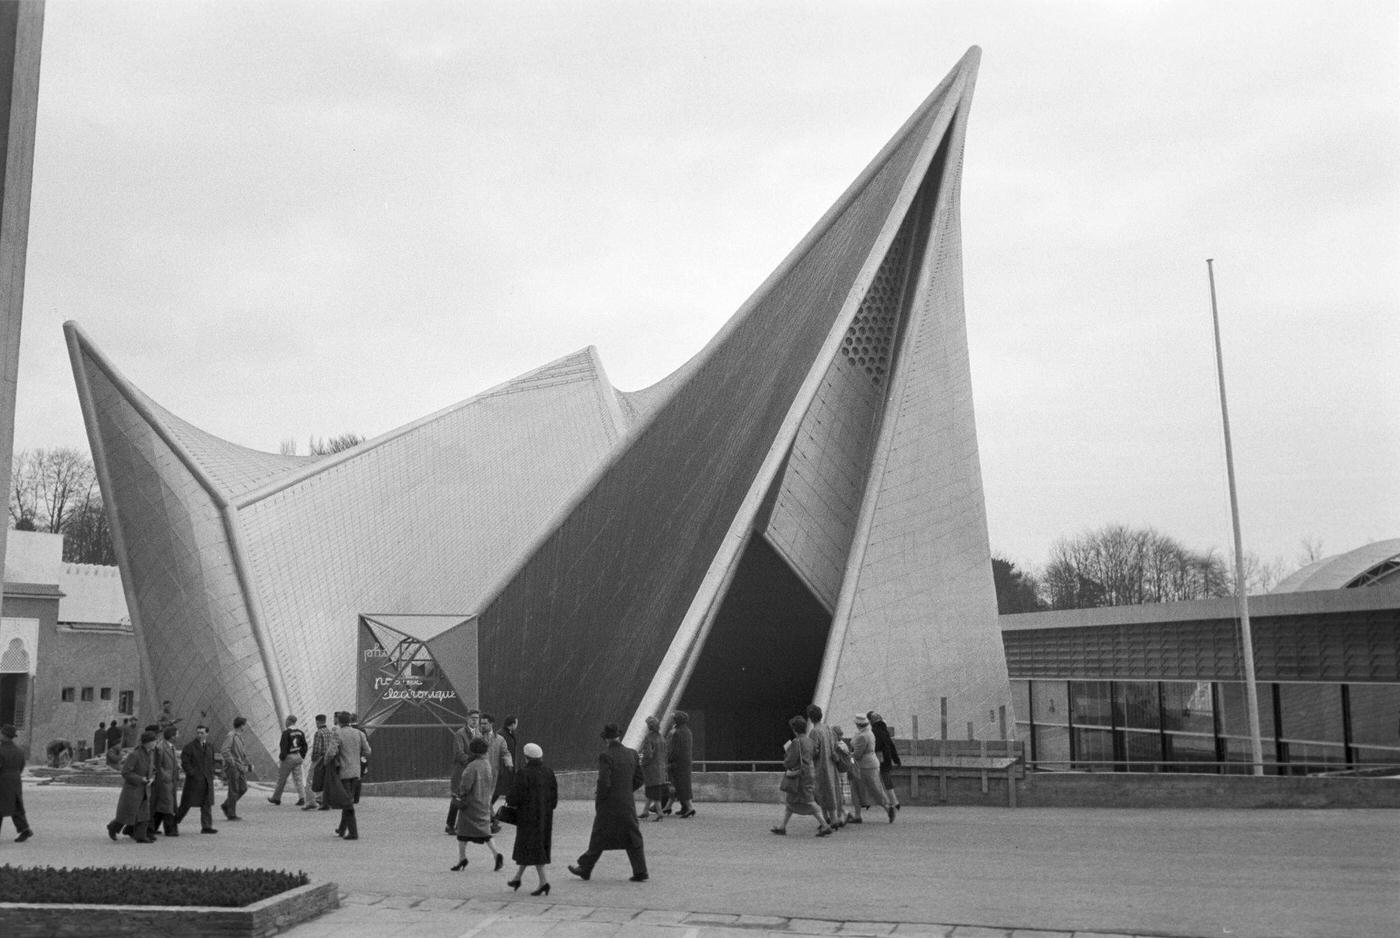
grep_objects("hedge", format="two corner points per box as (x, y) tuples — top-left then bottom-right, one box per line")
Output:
(0, 865), (310, 907)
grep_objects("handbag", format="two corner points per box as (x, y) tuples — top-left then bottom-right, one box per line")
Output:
(779, 772), (799, 794)
(311, 758), (326, 793)
(494, 804), (519, 826)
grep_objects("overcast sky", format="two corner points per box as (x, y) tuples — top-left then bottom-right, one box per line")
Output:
(14, 0), (1398, 576)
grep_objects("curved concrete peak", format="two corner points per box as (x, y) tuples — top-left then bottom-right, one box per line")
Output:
(65, 321), (317, 501)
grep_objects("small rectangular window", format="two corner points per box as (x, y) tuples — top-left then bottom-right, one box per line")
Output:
(100, 687), (112, 700)
(61, 687), (75, 702)
(118, 690), (134, 715)
(81, 687), (94, 702)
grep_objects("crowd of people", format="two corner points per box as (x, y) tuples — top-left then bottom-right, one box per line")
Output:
(0, 699), (905, 891)
(773, 706), (902, 836)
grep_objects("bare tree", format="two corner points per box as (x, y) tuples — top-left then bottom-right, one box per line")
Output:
(308, 432), (364, 455)
(1298, 536), (1326, 567)
(1045, 524), (1231, 610)
(8, 448), (115, 564)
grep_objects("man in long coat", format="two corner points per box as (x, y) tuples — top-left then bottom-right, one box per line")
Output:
(666, 711), (695, 818)
(107, 730), (156, 842)
(150, 725), (181, 835)
(805, 704), (840, 829)
(174, 724), (218, 833)
(0, 724), (32, 842)
(569, 722), (648, 882)
(444, 711), (480, 833)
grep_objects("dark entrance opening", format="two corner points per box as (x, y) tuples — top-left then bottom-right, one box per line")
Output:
(677, 535), (832, 763)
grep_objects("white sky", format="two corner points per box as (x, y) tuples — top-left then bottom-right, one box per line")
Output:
(14, 0), (1398, 574)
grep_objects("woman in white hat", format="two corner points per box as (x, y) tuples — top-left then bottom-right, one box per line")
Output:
(505, 742), (557, 896)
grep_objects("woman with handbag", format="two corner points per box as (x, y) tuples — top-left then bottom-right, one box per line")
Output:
(504, 742), (557, 896)
(451, 737), (504, 872)
(771, 715), (831, 837)
(638, 716), (667, 822)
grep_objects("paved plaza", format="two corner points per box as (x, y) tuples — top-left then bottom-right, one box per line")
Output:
(3, 779), (1397, 937)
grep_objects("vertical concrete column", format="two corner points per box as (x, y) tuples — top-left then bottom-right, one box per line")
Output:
(0, 1), (43, 581)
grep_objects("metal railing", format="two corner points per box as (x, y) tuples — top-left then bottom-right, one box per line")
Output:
(1026, 759), (1400, 777)
(693, 760), (784, 773)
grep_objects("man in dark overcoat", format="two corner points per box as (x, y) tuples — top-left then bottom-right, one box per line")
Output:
(667, 710), (695, 818)
(107, 730), (156, 842)
(568, 722), (648, 882)
(173, 724), (218, 833)
(150, 725), (182, 835)
(0, 724), (32, 842)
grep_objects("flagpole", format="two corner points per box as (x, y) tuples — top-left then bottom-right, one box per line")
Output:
(1207, 258), (1265, 776)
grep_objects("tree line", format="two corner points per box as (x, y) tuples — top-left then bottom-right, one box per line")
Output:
(994, 524), (1318, 614)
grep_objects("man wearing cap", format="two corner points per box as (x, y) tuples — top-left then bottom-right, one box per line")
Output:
(0, 724), (33, 842)
(851, 713), (894, 823)
(569, 722), (648, 883)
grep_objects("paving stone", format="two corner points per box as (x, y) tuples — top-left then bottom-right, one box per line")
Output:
(1010, 931), (1073, 938)
(737, 914), (788, 927)
(788, 920), (844, 935)
(634, 910), (692, 925)
(685, 911), (740, 925)
(404, 897), (465, 912)
(839, 923), (897, 936)
(342, 892), (387, 905)
(949, 928), (1011, 938)
(892, 925), (953, 937)
(1068, 933), (1136, 938)
(536, 905), (596, 920)
(378, 894), (426, 909)
(585, 906), (642, 923)
(464, 899), (511, 912)
(472, 920), (559, 938)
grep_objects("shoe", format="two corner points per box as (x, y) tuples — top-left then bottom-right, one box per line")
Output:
(444, 826), (455, 835)
(318, 805), (330, 811)
(139, 837), (156, 843)
(567, 864), (590, 881)
(106, 822), (120, 841)
(343, 833), (358, 840)
(816, 827), (833, 837)
(769, 827), (786, 835)
(451, 859), (468, 871)
(507, 879), (521, 891)
(221, 804), (232, 820)
(165, 830), (179, 837)
(335, 827), (345, 837)
(295, 799), (305, 806)
(887, 805), (896, 823)
(662, 807), (673, 815)
(845, 813), (857, 824)
(15, 829), (32, 842)
(637, 811), (650, 819)
(490, 821), (501, 834)
(267, 797), (281, 805)
(494, 852), (504, 872)
(200, 827), (218, 834)
(849, 817), (863, 824)
(226, 815), (242, 821)
(629, 873), (649, 882)
(301, 804), (318, 811)
(530, 883), (550, 897)
(678, 808), (696, 818)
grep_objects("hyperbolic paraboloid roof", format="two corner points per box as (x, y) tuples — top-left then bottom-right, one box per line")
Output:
(69, 47), (1013, 770)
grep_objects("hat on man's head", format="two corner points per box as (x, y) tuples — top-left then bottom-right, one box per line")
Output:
(600, 723), (621, 740)
(853, 714), (870, 726)
(867, 711), (884, 724)
(523, 742), (543, 759)
(139, 730), (159, 744)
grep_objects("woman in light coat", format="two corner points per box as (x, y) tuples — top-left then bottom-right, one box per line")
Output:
(771, 715), (831, 837)
(639, 716), (668, 822)
(452, 736), (503, 872)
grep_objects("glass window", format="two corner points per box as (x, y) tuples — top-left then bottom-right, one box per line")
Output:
(1115, 682), (1160, 730)
(1011, 680), (1030, 725)
(1121, 729), (1163, 767)
(1073, 727), (1114, 769)
(80, 687), (94, 702)
(1160, 682), (1214, 735)
(1070, 681), (1113, 729)
(1223, 735), (1277, 772)
(1347, 684), (1400, 750)
(1164, 731), (1217, 768)
(118, 690), (134, 715)
(60, 687), (75, 702)
(1277, 683), (1343, 744)
(1035, 724), (1070, 769)
(1218, 682), (1276, 741)
(100, 687), (112, 700)
(1032, 681), (1068, 726)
